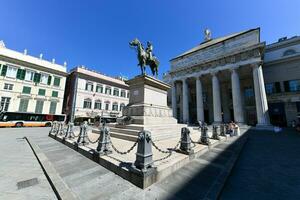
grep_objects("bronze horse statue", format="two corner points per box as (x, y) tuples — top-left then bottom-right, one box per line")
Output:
(129, 38), (159, 77)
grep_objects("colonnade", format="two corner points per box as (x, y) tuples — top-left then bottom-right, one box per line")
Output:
(172, 64), (270, 126)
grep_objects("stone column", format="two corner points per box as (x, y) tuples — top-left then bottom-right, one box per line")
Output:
(182, 78), (189, 124)
(212, 72), (222, 123)
(231, 67), (245, 123)
(252, 64), (271, 127)
(171, 81), (177, 119)
(196, 77), (204, 122)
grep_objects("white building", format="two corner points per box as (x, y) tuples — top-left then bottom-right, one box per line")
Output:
(63, 66), (129, 123)
(164, 28), (300, 127)
(0, 41), (67, 115)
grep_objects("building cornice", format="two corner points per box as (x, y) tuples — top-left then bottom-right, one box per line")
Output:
(169, 43), (265, 76)
(265, 37), (300, 52)
(74, 71), (129, 90)
(264, 53), (300, 66)
(0, 55), (68, 77)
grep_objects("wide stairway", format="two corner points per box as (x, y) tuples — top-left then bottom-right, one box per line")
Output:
(105, 123), (189, 141)
(101, 123), (252, 142)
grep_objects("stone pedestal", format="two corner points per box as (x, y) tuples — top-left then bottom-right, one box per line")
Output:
(122, 75), (177, 125)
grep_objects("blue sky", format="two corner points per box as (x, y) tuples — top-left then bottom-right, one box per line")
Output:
(1, 0), (299, 79)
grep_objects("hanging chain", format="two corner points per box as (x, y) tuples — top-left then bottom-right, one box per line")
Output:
(86, 131), (100, 144)
(151, 138), (181, 154)
(110, 135), (138, 155)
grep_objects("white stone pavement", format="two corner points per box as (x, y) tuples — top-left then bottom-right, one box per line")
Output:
(0, 127), (248, 200)
(0, 128), (57, 200)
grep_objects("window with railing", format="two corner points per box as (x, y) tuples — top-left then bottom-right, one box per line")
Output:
(83, 98), (92, 109)
(113, 88), (119, 96)
(112, 102), (118, 111)
(120, 90), (126, 97)
(105, 87), (111, 95)
(120, 103), (125, 111)
(85, 82), (94, 91)
(105, 101), (110, 110)
(94, 100), (102, 109)
(96, 85), (103, 93)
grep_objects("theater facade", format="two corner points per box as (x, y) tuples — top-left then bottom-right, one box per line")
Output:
(164, 28), (300, 128)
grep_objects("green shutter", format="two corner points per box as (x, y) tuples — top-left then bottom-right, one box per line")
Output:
(47, 76), (52, 85)
(16, 68), (22, 79)
(53, 77), (60, 86)
(38, 89), (46, 96)
(22, 86), (31, 94)
(52, 91), (58, 97)
(16, 69), (26, 80)
(20, 69), (26, 80)
(33, 73), (41, 83)
(1, 65), (8, 76)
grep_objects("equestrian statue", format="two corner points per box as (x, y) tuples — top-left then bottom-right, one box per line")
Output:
(129, 38), (160, 77)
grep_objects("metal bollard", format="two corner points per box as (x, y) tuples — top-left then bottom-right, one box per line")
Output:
(76, 121), (89, 146)
(220, 124), (226, 137)
(212, 125), (220, 140)
(64, 122), (75, 139)
(55, 121), (61, 135)
(49, 121), (56, 134)
(58, 122), (65, 136)
(200, 124), (210, 145)
(180, 127), (193, 154)
(96, 122), (112, 155)
(134, 131), (153, 172)
(234, 127), (240, 136)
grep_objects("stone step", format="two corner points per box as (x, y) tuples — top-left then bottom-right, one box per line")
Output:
(109, 127), (140, 136)
(110, 131), (138, 142)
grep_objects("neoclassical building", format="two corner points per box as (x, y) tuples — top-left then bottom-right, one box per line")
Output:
(63, 66), (129, 123)
(165, 28), (272, 128)
(0, 41), (67, 115)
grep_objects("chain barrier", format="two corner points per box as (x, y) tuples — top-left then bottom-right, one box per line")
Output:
(86, 131), (100, 144)
(73, 126), (80, 137)
(109, 135), (139, 155)
(150, 139), (181, 164)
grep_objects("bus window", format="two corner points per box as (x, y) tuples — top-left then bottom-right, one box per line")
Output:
(3, 115), (8, 121)
(45, 115), (53, 121)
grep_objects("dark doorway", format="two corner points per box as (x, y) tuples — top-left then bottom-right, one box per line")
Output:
(204, 109), (209, 124)
(230, 109), (234, 122)
(268, 102), (287, 127)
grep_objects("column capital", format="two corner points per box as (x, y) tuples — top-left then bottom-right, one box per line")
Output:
(181, 77), (188, 83)
(250, 62), (262, 69)
(230, 66), (240, 73)
(210, 70), (219, 76)
(196, 75), (203, 80)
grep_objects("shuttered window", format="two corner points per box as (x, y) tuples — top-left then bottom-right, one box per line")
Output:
(0, 65), (7, 76)
(35, 100), (44, 113)
(53, 77), (61, 86)
(38, 89), (46, 96)
(33, 73), (41, 83)
(19, 99), (29, 112)
(49, 102), (57, 114)
(16, 69), (26, 80)
(22, 86), (31, 94)
(52, 91), (58, 97)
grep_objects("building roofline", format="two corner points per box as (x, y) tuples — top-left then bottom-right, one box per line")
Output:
(0, 45), (67, 74)
(265, 36), (300, 52)
(170, 27), (260, 61)
(70, 66), (129, 89)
